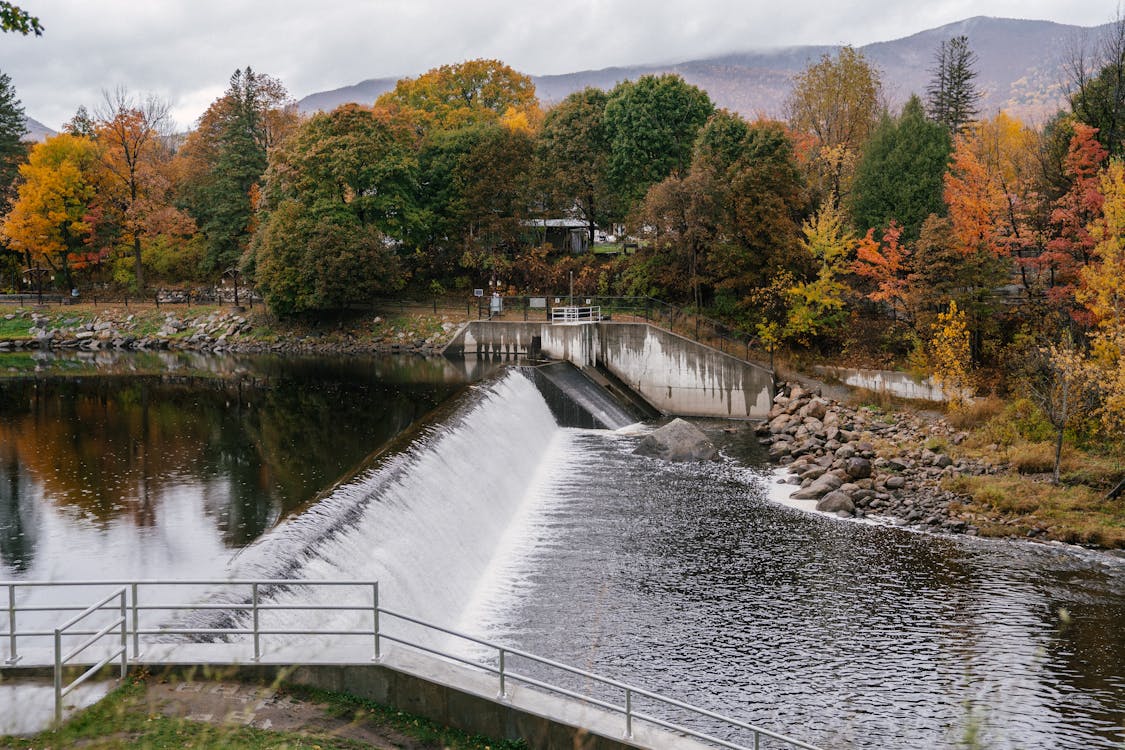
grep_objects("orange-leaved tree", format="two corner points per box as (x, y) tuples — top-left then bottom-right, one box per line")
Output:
(1044, 122), (1108, 322)
(853, 221), (913, 322)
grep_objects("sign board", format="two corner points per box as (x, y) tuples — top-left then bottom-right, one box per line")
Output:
(529, 297), (547, 309)
(473, 288), (484, 297)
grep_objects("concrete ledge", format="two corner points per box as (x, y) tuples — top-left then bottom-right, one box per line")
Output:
(1, 644), (715, 750)
(445, 321), (774, 419)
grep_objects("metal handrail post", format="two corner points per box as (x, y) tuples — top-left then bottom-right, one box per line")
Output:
(6, 583), (16, 664)
(625, 687), (633, 738)
(251, 583), (260, 661)
(53, 628), (62, 725)
(130, 582), (139, 659)
(755, 730), (761, 749)
(498, 647), (506, 698)
(118, 591), (127, 679)
(372, 582), (380, 661)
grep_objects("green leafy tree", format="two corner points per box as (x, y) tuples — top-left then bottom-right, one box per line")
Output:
(603, 74), (714, 209)
(851, 95), (951, 240)
(926, 35), (981, 135)
(537, 88), (614, 244)
(0, 2), (41, 35)
(250, 105), (417, 314)
(178, 68), (297, 274)
(0, 71), (27, 282)
(1067, 17), (1125, 157)
(709, 119), (810, 306)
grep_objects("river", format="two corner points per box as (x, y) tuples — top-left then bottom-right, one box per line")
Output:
(0, 353), (1121, 749)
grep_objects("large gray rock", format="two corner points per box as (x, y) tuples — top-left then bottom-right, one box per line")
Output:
(816, 491), (855, 514)
(790, 472), (843, 500)
(633, 418), (717, 462)
(845, 457), (873, 479)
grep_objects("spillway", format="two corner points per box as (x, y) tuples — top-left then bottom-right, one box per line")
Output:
(154, 363), (1125, 750)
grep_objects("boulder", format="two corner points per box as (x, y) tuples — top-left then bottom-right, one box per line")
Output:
(791, 472), (843, 500)
(633, 418), (717, 462)
(804, 398), (828, 420)
(816, 491), (855, 514)
(845, 457), (873, 479)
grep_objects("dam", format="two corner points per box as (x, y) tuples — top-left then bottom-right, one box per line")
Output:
(0, 351), (1123, 749)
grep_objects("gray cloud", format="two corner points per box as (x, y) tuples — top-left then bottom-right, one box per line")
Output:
(0, 0), (1114, 130)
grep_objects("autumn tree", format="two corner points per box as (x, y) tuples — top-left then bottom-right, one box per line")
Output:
(926, 35), (981, 135)
(1079, 158), (1125, 434)
(2, 134), (101, 288)
(375, 59), (539, 134)
(786, 46), (882, 204)
(929, 299), (972, 403)
(62, 106), (96, 138)
(94, 88), (176, 290)
(537, 88), (614, 244)
(603, 74), (714, 208)
(706, 118), (810, 309)
(631, 164), (721, 306)
(784, 198), (855, 343)
(178, 68), (297, 274)
(1042, 122), (1108, 318)
(851, 95), (951, 240)
(852, 221), (913, 321)
(966, 113), (1047, 283)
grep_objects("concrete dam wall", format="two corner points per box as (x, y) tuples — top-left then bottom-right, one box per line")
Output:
(445, 321), (774, 419)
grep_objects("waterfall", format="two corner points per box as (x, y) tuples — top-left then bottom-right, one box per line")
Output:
(218, 369), (561, 651)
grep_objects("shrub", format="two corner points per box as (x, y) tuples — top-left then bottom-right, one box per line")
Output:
(1009, 442), (1057, 474)
(947, 395), (1003, 429)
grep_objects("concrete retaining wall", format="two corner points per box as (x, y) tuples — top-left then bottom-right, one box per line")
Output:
(2, 646), (709, 750)
(445, 321), (774, 419)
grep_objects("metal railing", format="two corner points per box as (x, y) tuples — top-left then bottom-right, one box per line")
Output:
(550, 305), (602, 324)
(52, 587), (128, 725)
(2, 579), (821, 750)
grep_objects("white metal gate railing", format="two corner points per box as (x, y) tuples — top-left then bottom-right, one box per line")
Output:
(2, 579), (822, 749)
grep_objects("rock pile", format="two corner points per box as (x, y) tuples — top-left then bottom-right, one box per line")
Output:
(756, 382), (997, 536)
(0, 310), (458, 355)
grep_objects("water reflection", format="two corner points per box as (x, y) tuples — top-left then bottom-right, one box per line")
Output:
(0, 353), (471, 578)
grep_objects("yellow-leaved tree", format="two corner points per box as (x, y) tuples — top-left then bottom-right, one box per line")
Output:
(2, 133), (100, 289)
(930, 299), (972, 404)
(1080, 159), (1125, 435)
(784, 198), (855, 344)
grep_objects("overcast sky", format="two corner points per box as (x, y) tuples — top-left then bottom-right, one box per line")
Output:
(0, 0), (1117, 130)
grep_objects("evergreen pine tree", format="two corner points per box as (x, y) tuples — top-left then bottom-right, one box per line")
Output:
(0, 71), (27, 209)
(851, 95), (952, 241)
(926, 36), (981, 135)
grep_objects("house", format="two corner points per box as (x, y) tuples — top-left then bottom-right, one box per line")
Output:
(523, 218), (591, 254)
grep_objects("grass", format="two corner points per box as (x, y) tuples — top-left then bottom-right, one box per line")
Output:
(0, 673), (525, 750)
(943, 474), (1125, 548)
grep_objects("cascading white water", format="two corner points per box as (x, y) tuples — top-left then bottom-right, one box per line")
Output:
(219, 369), (561, 652)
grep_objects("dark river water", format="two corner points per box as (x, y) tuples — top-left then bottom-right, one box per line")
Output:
(0, 351), (471, 577)
(0, 355), (1122, 749)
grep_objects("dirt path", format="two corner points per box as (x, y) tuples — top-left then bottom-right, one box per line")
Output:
(144, 677), (430, 749)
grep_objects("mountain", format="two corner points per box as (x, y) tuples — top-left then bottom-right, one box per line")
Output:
(298, 16), (1100, 124)
(23, 116), (55, 142)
